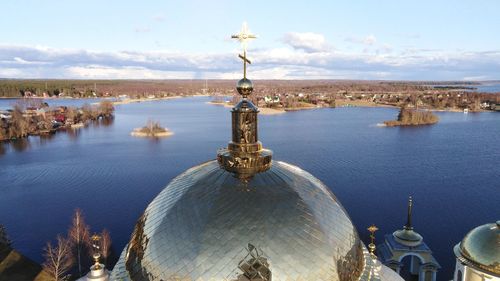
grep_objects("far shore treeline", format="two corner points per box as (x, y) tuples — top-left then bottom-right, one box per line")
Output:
(0, 79), (211, 98)
(0, 79), (496, 98)
(0, 79), (500, 113)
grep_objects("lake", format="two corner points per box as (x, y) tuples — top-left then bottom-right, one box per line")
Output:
(475, 83), (500, 93)
(0, 97), (106, 110)
(430, 83), (500, 93)
(0, 96), (499, 280)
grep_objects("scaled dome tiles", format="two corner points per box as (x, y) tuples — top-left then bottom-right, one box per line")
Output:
(111, 161), (366, 281)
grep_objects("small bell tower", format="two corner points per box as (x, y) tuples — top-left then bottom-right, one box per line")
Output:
(377, 197), (440, 281)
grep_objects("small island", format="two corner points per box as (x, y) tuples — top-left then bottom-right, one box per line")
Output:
(131, 120), (173, 138)
(384, 107), (439, 127)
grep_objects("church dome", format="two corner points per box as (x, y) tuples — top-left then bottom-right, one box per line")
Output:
(111, 23), (403, 281)
(392, 228), (423, 247)
(111, 160), (366, 281)
(454, 221), (500, 276)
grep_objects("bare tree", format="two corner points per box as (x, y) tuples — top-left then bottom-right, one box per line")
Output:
(68, 208), (91, 277)
(9, 105), (29, 138)
(0, 224), (11, 247)
(43, 235), (73, 281)
(81, 104), (97, 121)
(98, 101), (114, 118)
(65, 107), (76, 124)
(100, 229), (112, 266)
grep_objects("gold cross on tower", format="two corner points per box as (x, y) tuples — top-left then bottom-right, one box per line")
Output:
(231, 22), (257, 79)
(367, 224), (379, 256)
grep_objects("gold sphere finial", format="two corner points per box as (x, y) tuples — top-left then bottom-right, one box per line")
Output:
(236, 78), (253, 98)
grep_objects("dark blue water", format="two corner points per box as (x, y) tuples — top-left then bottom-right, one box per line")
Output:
(433, 83), (500, 93)
(476, 83), (500, 93)
(0, 97), (499, 280)
(0, 98), (106, 110)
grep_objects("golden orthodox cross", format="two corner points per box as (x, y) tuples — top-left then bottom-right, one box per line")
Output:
(231, 22), (256, 79)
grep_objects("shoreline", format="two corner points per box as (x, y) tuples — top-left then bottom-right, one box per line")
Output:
(206, 101), (286, 115)
(112, 96), (180, 105)
(0, 96), (80, 99)
(205, 99), (492, 114)
(1, 96), (494, 114)
(335, 99), (397, 108)
(259, 107), (286, 115)
(131, 129), (174, 138)
(112, 94), (209, 105)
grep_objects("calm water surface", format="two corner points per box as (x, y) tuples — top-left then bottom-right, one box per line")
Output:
(0, 97), (106, 110)
(476, 83), (500, 93)
(0, 97), (499, 280)
(439, 83), (500, 93)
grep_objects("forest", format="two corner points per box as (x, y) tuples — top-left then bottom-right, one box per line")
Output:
(384, 107), (439, 126)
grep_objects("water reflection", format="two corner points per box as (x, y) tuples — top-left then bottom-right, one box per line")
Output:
(66, 127), (82, 140)
(0, 142), (5, 155)
(10, 138), (30, 152)
(147, 137), (162, 144)
(39, 132), (56, 142)
(98, 116), (115, 127)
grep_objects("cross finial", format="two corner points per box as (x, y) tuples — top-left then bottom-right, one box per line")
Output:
(231, 22), (256, 79)
(367, 224), (379, 256)
(404, 196), (413, 230)
(91, 234), (102, 269)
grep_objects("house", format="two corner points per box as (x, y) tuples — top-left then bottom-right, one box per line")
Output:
(264, 96), (280, 104)
(54, 113), (66, 123)
(0, 111), (11, 119)
(480, 102), (490, 109)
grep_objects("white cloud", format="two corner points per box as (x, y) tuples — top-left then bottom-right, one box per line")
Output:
(345, 35), (377, 46)
(0, 68), (23, 77)
(282, 32), (331, 53)
(67, 65), (196, 79)
(0, 43), (500, 80)
(364, 35), (377, 45)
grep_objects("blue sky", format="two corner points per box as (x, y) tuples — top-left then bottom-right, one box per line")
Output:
(0, 0), (499, 80)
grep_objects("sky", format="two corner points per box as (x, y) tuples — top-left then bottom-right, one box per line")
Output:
(0, 0), (499, 80)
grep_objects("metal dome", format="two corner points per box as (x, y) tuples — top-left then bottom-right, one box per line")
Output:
(110, 23), (404, 281)
(111, 160), (369, 281)
(454, 221), (500, 277)
(392, 229), (423, 247)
